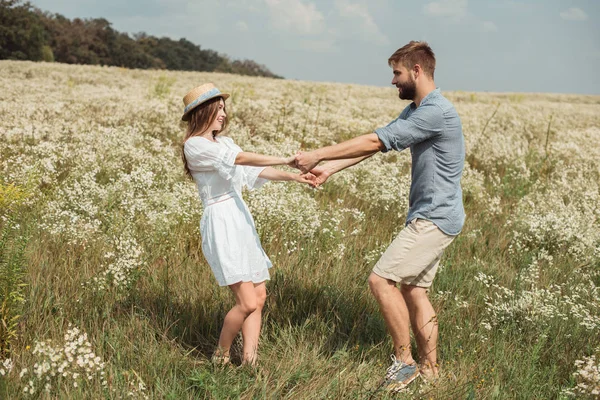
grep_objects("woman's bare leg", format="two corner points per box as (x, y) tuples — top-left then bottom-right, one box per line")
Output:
(241, 282), (267, 365)
(215, 281), (258, 361)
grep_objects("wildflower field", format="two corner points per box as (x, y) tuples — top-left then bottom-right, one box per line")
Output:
(0, 60), (599, 399)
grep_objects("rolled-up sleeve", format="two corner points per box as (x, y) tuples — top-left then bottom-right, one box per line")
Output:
(375, 103), (444, 152)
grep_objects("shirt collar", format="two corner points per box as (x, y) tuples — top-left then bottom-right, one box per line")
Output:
(410, 87), (441, 110)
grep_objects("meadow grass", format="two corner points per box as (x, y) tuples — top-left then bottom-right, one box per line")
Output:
(0, 60), (599, 399)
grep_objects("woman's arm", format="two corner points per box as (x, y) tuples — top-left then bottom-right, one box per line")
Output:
(234, 152), (295, 167)
(258, 167), (317, 186)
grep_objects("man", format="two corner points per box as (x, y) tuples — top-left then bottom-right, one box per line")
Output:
(295, 41), (465, 391)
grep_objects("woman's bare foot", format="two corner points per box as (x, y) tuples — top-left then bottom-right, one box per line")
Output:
(241, 355), (257, 368)
(211, 348), (231, 366)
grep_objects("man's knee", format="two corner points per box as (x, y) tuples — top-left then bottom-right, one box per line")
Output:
(368, 272), (395, 295)
(400, 284), (428, 300)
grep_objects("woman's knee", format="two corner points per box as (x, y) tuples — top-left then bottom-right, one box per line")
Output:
(254, 285), (267, 309)
(232, 282), (259, 315)
(238, 299), (258, 315)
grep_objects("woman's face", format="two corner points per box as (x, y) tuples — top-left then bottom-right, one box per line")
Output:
(207, 99), (226, 134)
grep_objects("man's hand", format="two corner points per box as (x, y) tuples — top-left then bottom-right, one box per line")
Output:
(309, 165), (331, 187)
(295, 150), (320, 173)
(284, 155), (296, 168)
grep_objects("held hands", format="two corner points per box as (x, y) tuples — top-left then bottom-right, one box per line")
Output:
(295, 172), (318, 188)
(294, 151), (320, 174)
(291, 166), (330, 188)
(288, 150), (331, 188)
(284, 155), (318, 188)
(307, 165), (331, 187)
(284, 155), (297, 168)
(285, 150), (329, 188)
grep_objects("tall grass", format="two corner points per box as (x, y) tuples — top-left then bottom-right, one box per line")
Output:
(0, 60), (598, 398)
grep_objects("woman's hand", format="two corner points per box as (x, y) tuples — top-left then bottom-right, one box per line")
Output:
(294, 172), (318, 188)
(284, 155), (297, 168)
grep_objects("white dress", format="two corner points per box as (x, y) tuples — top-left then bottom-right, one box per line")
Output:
(184, 136), (272, 286)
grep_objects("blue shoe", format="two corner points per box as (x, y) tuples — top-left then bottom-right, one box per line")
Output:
(384, 355), (419, 392)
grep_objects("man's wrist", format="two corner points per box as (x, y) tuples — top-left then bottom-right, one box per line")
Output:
(314, 148), (325, 163)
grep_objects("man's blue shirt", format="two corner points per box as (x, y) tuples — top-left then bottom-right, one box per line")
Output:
(374, 88), (465, 235)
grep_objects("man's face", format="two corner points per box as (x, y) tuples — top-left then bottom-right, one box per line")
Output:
(391, 62), (417, 101)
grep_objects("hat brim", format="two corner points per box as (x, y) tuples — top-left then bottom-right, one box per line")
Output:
(181, 93), (230, 121)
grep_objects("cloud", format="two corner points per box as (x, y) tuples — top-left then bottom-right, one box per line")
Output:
(481, 21), (498, 32)
(423, 1), (497, 33)
(334, 0), (389, 46)
(264, 0), (325, 35)
(560, 8), (588, 21)
(235, 21), (249, 32)
(224, 0), (263, 13)
(300, 34), (338, 52)
(423, 0), (468, 19)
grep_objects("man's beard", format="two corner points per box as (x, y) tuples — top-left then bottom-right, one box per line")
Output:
(397, 78), (416, 100)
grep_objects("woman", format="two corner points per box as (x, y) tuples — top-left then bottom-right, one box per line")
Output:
(181, 83), (315, 365)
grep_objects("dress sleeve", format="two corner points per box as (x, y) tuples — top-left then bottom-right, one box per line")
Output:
(242, 166), (268, 190)
(217, 137), (268, 190)
(184, 137), (240, 180)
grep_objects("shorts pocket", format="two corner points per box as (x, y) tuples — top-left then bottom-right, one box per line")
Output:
(408, 219), (419, 234)
(414, 218), (437, 235)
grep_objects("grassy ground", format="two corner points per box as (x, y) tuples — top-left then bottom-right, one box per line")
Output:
(0, 60), (599, 399)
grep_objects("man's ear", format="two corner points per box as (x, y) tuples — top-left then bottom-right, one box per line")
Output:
(412, 64), (421, 80)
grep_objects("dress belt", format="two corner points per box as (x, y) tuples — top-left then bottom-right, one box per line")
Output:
(204, 191), (236, 207)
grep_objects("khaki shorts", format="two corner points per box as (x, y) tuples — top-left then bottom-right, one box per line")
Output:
(372, 219), (455, 288)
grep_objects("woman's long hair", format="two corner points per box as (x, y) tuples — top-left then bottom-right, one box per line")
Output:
(181, 97), (229, 179)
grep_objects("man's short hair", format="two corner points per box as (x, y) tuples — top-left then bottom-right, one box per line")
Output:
(388, 41), (436, 79)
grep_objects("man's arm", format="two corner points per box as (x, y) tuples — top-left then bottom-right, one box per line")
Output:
(309, 154), (374, 186)
(295, 133), (384, 173)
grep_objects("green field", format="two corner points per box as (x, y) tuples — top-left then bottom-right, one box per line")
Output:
(1, 60), (599, 399)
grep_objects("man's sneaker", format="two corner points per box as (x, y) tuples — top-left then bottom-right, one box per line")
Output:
(385, 355), (403, 379)
(384, 355), (419, 392)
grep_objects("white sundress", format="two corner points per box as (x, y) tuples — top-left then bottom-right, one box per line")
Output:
(184, 135), (272, 286)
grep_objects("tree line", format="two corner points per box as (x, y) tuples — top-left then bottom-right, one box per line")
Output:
(0, 0), (283, 79)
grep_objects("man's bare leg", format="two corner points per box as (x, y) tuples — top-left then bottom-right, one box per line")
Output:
(401, 284), (439, 379)
(368, 272), (415, 364)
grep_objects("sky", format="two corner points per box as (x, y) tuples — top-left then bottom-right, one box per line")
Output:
(28, 0), (600, 95)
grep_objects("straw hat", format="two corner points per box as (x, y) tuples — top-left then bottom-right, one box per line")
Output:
(181, 83), (230, 121)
